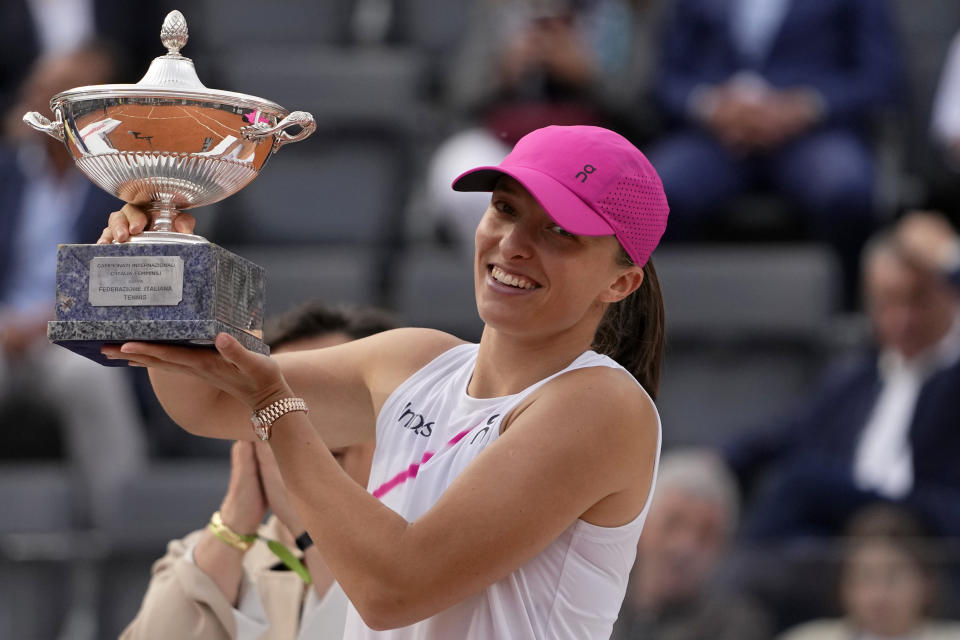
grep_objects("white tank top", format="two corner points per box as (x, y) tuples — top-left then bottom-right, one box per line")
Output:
(342, 343), (662, 640)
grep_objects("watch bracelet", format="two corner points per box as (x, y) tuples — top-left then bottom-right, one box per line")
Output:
(255, 397), (309, 425)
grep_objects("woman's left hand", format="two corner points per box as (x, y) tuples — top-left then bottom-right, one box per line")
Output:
(106, 332), (293, 410)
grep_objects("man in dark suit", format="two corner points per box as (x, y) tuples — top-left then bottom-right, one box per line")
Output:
(649, 0), (902, 298)
(0, 45), (147, 526)
(0, 43), (121, 358)
(724, 212), (960, 539)
(0, 0), (165, 123)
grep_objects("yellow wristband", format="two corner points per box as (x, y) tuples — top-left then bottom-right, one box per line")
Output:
(207, 511), (258, 552)
(206, 512), (310, 583)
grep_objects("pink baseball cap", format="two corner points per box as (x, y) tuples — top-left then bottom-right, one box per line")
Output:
(452, 125), (669, 266)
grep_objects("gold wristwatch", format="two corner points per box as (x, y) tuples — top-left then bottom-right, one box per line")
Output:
(250, 397), (308, 441)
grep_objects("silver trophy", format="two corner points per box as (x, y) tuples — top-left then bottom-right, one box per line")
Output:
(23, 10), (316, 365)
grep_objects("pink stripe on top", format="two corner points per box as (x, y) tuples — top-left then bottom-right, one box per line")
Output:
(372, 426), (475, 499)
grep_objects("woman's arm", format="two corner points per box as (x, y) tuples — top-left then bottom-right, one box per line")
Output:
(121, 441), (266, 639)
(112, 330), (657, 630)
(105, 327), (460, 448)
(267, 365), (658, 630)
(98, 203), (461, 448)
(120, 530), (239, 640)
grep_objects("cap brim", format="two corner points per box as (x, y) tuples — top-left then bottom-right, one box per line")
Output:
(452, 166), (614, 236)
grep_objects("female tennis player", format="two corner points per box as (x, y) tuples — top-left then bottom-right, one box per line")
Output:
(101, 125), (669, 639)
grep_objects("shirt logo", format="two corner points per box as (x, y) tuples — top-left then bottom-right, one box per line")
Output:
(469, 413), (500, 445)
(397, 402), (434, 437)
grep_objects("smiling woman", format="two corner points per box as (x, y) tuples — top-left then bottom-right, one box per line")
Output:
(460, 126), (668, 397)
(101, 125), (670, 639)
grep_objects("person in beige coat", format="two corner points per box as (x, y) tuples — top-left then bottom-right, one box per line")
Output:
(120, 304), (392, 640)
(777, 505), (960, 640)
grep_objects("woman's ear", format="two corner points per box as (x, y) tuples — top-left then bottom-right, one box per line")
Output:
(600, 266), (644, 303)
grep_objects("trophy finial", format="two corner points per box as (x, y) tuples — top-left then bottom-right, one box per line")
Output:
(161, 10), (189, 55)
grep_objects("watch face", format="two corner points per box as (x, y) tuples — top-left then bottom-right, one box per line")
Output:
(251, 414), (270, 441)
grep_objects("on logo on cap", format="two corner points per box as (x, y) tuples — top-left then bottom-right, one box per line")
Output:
(575, 164), (597, 183)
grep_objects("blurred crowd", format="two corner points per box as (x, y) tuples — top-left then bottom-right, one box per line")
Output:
(3, 0), (960, 638)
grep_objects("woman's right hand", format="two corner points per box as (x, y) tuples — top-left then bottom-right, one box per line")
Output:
(96, 203), (196, 244)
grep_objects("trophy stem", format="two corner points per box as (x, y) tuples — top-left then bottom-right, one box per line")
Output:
(129, 201), (208, 244)
(147, 202), (179, 232)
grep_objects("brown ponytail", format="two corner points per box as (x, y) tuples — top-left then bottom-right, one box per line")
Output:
(591, 251), (665, 399)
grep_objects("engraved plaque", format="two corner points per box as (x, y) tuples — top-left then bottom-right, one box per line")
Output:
(89, 256), (184, 306)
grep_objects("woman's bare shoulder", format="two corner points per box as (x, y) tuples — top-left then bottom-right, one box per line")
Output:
(514, 365), (657, 448)
(553, 365), (655, 416)
(366, 327), (467, 361)
(498, 365), (658, 525)
(276, 327), (465, 384)
(351, 327), (468, 382)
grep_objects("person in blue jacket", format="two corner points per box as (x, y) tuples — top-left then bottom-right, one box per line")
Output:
(650, 0), (902, 300)
(725, 212), (960, 541)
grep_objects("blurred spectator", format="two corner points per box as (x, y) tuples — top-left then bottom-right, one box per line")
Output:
(0, 43), (147, 525)
(776, 505), (960, 640)
(931, 32), (960, 168)
(424, 0), (659, 249)
(725, 212), (960, 540)
(611, 449), (773, 640)
(121, 303), (393, 640)
(929, 30), (960, 221)
(649, 0), (901, 300)
(0, 0), (165, 133)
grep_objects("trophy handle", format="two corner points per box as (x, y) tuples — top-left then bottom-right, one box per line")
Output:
(241, 111), (316, 151)
(23, 111), (65, 142)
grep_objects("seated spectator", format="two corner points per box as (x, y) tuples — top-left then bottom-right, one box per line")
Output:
(424, 0), (657, 249)
(929, 30), (960, 220)
(121, 303), (395, 639)
(931, 32), (960, 169)
(612, 449), (773, 640)
(649, 0), (901, 300)
(725, 212), (960, 540)
(776, 505), (960, 640)
(0, 43), (148, 525)
(0, 0), (164, 129)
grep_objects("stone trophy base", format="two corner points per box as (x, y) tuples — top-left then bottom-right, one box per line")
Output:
(49, 242), (267, 366)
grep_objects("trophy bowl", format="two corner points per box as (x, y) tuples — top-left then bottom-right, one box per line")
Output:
(22, 10), (316, 364)
(23, 9), (316, 244)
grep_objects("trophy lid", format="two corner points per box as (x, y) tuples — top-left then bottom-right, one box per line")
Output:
(50, 10), (285, 114)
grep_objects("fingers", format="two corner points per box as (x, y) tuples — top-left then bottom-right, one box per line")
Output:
(222, 441), (267, 532)
(233, 440), (259, 475)
(214, 332), (270, 373)
(103, 337), (285, 411)
(96, 225), (115, 245)
(101, 204), (149, 244)
(102, 341), (234, 378)
(253, 442), (280, 493)
(123, 203), (149, 235)
(96, 206), (196, 243)
(105, 209), (132, 244)
(119, 341), (219, 367)
(253, 441), (281, 477)
(174, 213), (197, 234)
(229, 441), (262, 491)
(214, 332), (245, 362)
